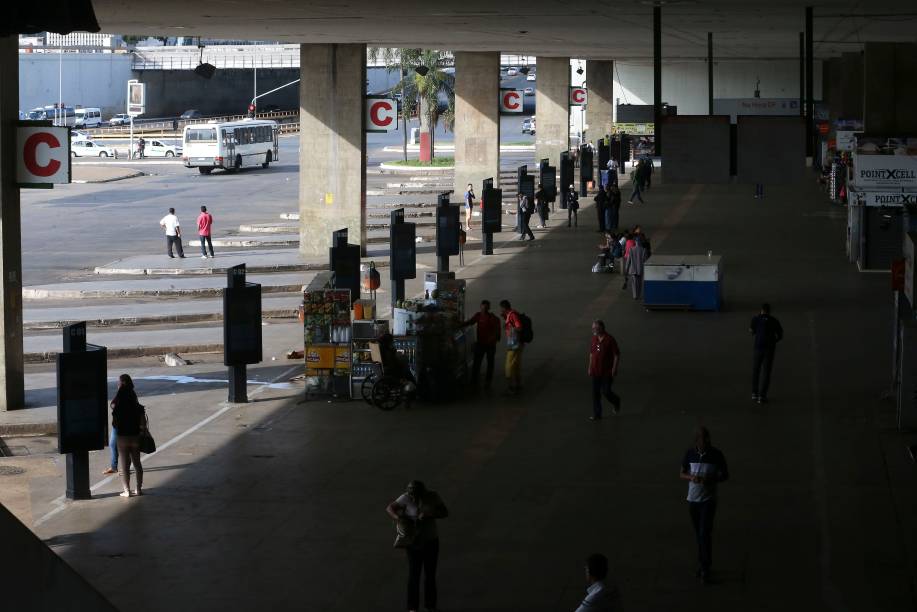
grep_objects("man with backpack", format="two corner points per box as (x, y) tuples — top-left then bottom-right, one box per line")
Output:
(517, 192), (535, 241)
(500, 300), (531, 394)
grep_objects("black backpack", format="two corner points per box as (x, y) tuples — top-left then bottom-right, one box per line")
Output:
(518, 313), (534, 343)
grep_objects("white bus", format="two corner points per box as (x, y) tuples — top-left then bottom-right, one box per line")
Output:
(182, 119), (279, 175)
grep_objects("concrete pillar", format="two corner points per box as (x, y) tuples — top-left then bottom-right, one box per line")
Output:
(0, 36), (24, 411)
(298, 44), (367, 256)
(585, 60), (614, 141)
(453, 52), (500, 196)
(864, 43), (917, 134)
(535, 56), (570, 165)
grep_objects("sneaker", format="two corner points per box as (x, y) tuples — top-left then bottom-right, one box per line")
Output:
(119, 490), (131, 498)
(201, 255), (208, 259)
(589, 416), (601, 421)
(133, 488), (142, 496)
(626, 201), (633, 205)
(757, 396), (768, 404)
(752, 394), (759, 401)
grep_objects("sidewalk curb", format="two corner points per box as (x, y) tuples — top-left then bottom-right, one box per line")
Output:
(0, 422), (58, 436)
(24, 343), (224, 364)
(23, 283), (305, 300)
(379, 163), (454, 173)
(24, 308), (298, 331)
(72, 170), (146, 184)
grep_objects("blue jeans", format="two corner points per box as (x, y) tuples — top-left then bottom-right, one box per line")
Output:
(629, 184), (644, 203)
(109, 426), (118, 469)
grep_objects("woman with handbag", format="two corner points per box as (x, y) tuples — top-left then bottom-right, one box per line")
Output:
(386, 480), (449, 612)
(111, 374), (145, 497)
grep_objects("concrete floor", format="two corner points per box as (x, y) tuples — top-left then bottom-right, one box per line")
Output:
(28, 176), (917, 611)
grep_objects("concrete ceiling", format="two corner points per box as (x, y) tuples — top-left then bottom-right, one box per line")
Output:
(94, 0), (917, 60)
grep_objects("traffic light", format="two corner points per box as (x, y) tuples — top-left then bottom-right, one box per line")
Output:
(247, 104), (256, 118)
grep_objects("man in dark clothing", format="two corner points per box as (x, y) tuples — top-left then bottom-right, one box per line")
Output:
(594, 188), (608, 233)
(605, 184), (621, 231)
(679, 426), (729, 584)
(517, 192), (535, 241)
(462, 300), (501, 387)
(749, 303), (783, 403)
(534, 183), (549, 228)
(588, 320), (621, 420)
(566, 186), (579, 228)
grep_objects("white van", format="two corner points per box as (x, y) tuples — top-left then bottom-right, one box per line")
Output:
(75, 108), (102, 128)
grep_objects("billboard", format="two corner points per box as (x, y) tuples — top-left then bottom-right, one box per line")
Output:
(16, 124), (70, 186)
(366, 97), (398, 132)
(500, 89), (524, 113)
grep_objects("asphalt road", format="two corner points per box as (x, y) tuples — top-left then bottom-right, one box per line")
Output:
(20, 116), (534, 286)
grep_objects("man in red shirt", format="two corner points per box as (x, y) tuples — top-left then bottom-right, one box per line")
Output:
(197, 205), (214, 259)
(462, 300), (501, 387)
(500, 299), (524, 394)
(588, 320), (621, 420)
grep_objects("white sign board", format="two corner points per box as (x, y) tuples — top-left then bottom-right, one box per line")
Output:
(570, 87), (587, 106)
(127, 80), (145, 116)
(836, 130), (861, 152)
(712, 98), (800, 123)
(852, 154), (917, 189)
(854, 191), (917, 207)
(500, 89), (523, 113)
(365, 98), (397, 132)
(16, 125), (70, 186)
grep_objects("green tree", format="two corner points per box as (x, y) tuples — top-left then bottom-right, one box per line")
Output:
(369, 48), (454, 162)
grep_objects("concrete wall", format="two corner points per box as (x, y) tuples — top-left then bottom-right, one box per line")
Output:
(863, 43), (917, 134)
(454, 52), (501, 196)
(586, 60), (614, 139)
(299, 44), (367, 256)
(737, 116), (806, 184)
(824, 52), (863, 123)
(660, 116), (731, 183)
(19, 52), (133, 117)
(0, 503), (119, 611)
(536, 56), (570, 166)
(614, 59), (823, 119)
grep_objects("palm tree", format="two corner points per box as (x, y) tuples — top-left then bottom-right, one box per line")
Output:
(369, 48), (454, 162)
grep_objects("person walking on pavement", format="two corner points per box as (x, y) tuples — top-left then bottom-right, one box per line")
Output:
(574, 553), (621, 612)
(111, 374), (146, 497)
(606, 157), (619, 185)
(500, 300), (524, 394)
(679, 426), (729, 584)
(197, 205), (214, 259)
(749, 303), (783, 403)
(643, 155), (654, 190)
(160, 207), (185, 258)
(137, 137), (146, 159)
(605, 184), (621, 231)
(535, 183), (549, 229)
(386, 480), (449, 612)
(627, 159), (646, 205)
(462, 300), (501, 388)
(594, 186), (608, 233)
(566, 185), (579, 228)
(463, 183), (475, 231)
(623, 233), (647, 299)
(517, 192), (535, 241)
(588, 320), (621, 420)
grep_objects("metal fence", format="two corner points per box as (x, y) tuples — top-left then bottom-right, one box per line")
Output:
(86, 111), (300, 138)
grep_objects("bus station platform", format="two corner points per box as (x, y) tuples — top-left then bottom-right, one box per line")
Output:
(18, 176), (917, 612)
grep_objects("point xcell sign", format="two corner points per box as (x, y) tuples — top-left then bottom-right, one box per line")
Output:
(16, 124), (70, 187)
(570, 87), (588, 106)
(500, 89), (524, 113)
(366, 97), (398, 132)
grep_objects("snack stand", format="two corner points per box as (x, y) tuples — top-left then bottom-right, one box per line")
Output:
(303, 278), (352, 399)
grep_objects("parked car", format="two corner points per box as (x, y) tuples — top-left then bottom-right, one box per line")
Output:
(108, 113), (131, 126)
(526, 73), (536, 81)
(137, 139), (181, 158)
(524, 87), (535, 96)
(506, 67), (518, 76)
(521, 118), (532, 134)
(71, 140), (116, 157)
(180, 109), (202, 120)
(75, 107), (102, 128)
(70, 130), (92, 140)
